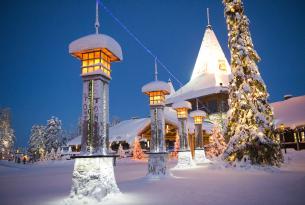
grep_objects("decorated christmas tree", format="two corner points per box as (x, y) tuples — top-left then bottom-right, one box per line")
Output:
(170, 134), (179, 159)
(118, 144), (126, 159)
(205, 125), (226, 159)
(132, 138), (144, 160)
(222, 0), (283, 166)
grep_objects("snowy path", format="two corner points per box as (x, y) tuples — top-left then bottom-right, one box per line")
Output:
(1, 150), (305, 205)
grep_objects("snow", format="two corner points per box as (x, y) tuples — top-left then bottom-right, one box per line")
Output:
(142, 80), (171, 95)
(172, 101), (192, 110)
(110, 118), (150, 145)
(67, 109), (214, 147)
(190, 110), (207, 118)
(191, 27), (231, 81)
(271, 95), (305, 129)
(166, 83), (228, 105)
(69, 34), (123, 61)
(1, 150), (305, 205)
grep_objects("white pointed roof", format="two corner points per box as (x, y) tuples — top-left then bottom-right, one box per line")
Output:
(191, 26), (231, 81)
(166, 26), (231, 104)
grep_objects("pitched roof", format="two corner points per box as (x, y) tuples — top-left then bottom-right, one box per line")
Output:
(166, 26), (231, 104)
(271, 95), (305, 129)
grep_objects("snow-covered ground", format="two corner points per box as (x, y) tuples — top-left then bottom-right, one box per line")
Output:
(1, 150), (305, 205)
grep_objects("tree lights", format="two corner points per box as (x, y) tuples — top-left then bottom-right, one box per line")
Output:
(222, 0), (283, 166)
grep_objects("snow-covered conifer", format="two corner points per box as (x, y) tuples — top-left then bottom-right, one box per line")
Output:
(44, 116), (63, 153)
(0, 108), (15, 160)
(222, 0), (283, 166)
(28, 125), (46, 161)
(205, 125), (226, 159)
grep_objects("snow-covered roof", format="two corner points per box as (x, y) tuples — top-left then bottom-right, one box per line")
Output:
(69, 34), (123, 61)
(67, 136), (81, 146)
(67, 106), (214, 146)
(190, 110), (207, 118)
(271, 95), (305, 129)
(166, 83), (228, 105)
(166, 26), (231, 105)
(109, 118), (150, 144)
(167, 79), (176, 98)
(172, 101), (192, 110)
(142, 80), (171, 95)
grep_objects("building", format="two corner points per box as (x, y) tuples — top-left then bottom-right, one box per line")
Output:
(272, 95), (305, 150)
(67, 20), (227, 151)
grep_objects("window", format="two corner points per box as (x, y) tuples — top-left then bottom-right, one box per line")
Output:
(176, 108), (188, 119)
(81, 50), (111, 76)
(149, 91), (165, 105)
(194, 116), (203, 124)
(218, 60), (226, 71)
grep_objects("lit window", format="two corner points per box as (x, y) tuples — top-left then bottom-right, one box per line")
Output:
(194, 116), (203, 124)
(81, 50), (111, 76)
(176, 108), (188, 119)
(149, 91), (165, 105)
(95, 59), (100, 64)
(218, 60), (226, 71)
(83, 53), (88, 59)
(94, 51), (100, 58)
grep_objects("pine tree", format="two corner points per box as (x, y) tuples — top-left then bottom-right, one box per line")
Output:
(0, 108), (15, 160)
(44, 117), (63, 153)
(28, 125), (46, 161)
(117, 144), (126, 159)
(132, 138), (144, 160)
(222, 0), (283, 166)
(205, 125), (227, 159)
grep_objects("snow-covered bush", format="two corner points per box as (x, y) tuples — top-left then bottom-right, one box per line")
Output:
(117, 144), (126, 159)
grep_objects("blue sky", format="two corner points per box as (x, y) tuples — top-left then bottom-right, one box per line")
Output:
(1, 0), (305, 147)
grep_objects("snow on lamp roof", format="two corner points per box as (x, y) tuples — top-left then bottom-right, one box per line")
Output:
(172, 101), (192, 110)
(69, 34), (123, 61)
(142, 80), (171, 95)
(190, 110), (207, 118)
(271, 95), (305, 129)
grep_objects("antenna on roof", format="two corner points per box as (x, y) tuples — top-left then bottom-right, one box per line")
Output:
(95, 0), (100, 34)
(207, 8), (212, 29)
(154, 57), (158, 81)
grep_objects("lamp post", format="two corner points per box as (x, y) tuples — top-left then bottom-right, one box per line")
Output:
(67, 1), (123, 202)
(142, 60), (171, 177)
(190, 109), (208, 164)
(172, 101), (195, 168)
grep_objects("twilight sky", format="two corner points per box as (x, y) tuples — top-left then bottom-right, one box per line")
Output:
(1, 0), (305, 147)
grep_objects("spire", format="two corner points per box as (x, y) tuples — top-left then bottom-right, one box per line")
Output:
(95, 0), (100, 34)
(206, 8), (212, 29)
(196, 98), (199, 110)
(154, 57), (158, 81)
(190, 20), (231, 81)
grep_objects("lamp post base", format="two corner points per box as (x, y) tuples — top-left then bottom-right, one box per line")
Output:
(194, 148), (210, 164)
(67, 156), (119, 204)
(174, 150), (195, 169)
(147, 152), (168, 177)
